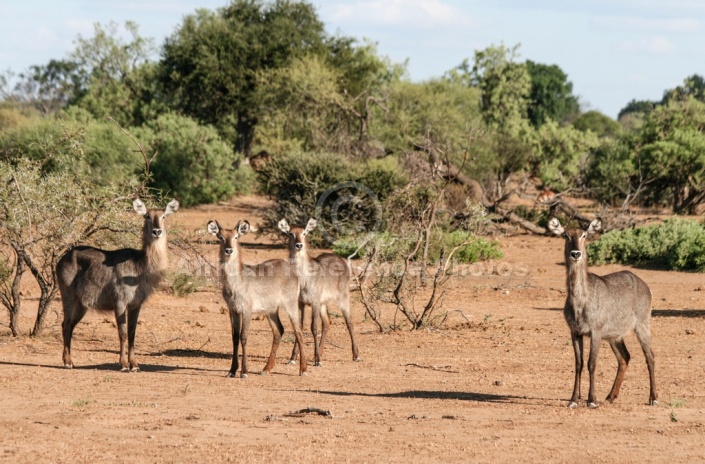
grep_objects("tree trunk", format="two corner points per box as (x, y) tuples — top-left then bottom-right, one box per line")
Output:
(236, 112), (257, 159)
(4, 249), (24, 337)
(31, 289), (56, 337)
(18, 251), (55, 337)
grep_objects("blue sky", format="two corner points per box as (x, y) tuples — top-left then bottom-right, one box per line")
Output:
(1, 0), (704, 118)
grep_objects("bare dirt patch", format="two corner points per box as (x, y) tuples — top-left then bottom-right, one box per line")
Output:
(1, 196), (704, 463)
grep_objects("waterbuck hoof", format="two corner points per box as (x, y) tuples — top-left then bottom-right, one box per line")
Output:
(587, 401), (599, 409)
(241, 373), (248, 379)
(287, 359), (296, 365)
(650, 399), (659, 406)
(226, 372), (236, 378)
(120, 367), (130, 373)
(568, 401), (578, 409)
(300, 371), (308, 377)
(260, 371), (269, 376)
(313, 361), (322, 367)
(63, 364), (73, 369)
(353, 357), (362, 362)
(130, 367), (140, 373)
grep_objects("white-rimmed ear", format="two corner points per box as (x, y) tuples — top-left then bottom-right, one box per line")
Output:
(207, 220), (221, 237)
(164, 199), (179, 217)
(303, 218), (317, 235)
(587, 219), (602, 235)
(237, 220), (251, 236)
(133, 198), (147, 216)
(547, 217), (565, 236)
(278, 219), (290, 234)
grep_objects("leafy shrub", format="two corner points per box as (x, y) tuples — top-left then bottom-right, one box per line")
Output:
(334, 230), (502, 264)
(258, 151), (407, 244)
(0, 109), (141, 186)
(134, 114), (251, 207)
(588, 218), (705, 271)
(170, 272), (205, 297)
(435, 230), (503, 263)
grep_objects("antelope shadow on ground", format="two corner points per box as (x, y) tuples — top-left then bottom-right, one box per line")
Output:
(303, 389), (552, 404)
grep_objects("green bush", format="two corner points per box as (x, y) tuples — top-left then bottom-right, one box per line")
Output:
(170, 272), (205, 298)
(258, 151), (407, 243)
(436, 230), (504, 263)
(588, 218), (705, 271)
(0, 109), (142, 186)
(334, 230), (502, 264)
(134, 113), (252, 207)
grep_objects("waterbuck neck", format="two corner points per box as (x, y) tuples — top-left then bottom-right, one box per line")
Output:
(220, 240), (245, 279)
(142, 217), (169, 277)
(566, 258), (590, 311)
(288, 227), (313, 267)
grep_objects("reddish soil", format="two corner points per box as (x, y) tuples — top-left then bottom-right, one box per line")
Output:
(1, 196), (704, 463)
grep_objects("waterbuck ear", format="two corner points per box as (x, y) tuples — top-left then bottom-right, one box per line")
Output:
(238, 220), (251, 236)
(303, 218), (318, 235)
(164, 199), (179, 217)
(587, 219), (602, 235)
(547, 217), (565, 236)
(278, 219), (290, 234)
(133, 198), (147, 216)
(207, 220), (221, 237)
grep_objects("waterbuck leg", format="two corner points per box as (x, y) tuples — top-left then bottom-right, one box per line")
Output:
(606, 340), (630, 403)
(587, 335), (602, 408)
(227, 309), (241, 378)
(339, 299), (360, 361)
(288, 300), (306, 364)
(127, 306), (142, 372)
(635, 325), (658, 406)
(239, 314), (252, 378)
(115, 304), (130, 372)
(568, 332), (583, 408)
(262, 311), (285, 374)
(317, 303), (330, 362)
(62, 301), (87, 369)
(288, 307), (307, 376)
(310, 302), (322, 366)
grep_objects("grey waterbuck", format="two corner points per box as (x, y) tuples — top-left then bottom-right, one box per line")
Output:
(548, 217), (658, 408)
(207, 219), (307, 377)
(278, 218), (359, 366)
(57, 198), (179, 371)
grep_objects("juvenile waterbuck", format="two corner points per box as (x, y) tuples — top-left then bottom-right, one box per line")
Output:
(278, 218), (359, 366)
(548, 217), (658, 408)
(207, 219), (307, 377)
(57, 198), (179, 371)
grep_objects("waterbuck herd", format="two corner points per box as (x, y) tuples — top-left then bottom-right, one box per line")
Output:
(55, 199), (659, 409)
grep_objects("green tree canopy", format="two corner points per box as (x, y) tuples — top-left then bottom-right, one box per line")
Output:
(573, 110), (622, 139)
(637, 96), (705, 212)
(618, 99), (656, 121)
(158, 0), (331, 157)
(470, 44), (532, 136)
(134, 113), (246, 207)
(525, 60), (580, 127)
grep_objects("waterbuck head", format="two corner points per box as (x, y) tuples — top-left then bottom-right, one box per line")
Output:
(278, 218), (317, 255)
(548, 217), (602, 264)
(207, 219), (251, 261)
(133, 198), (179, 242)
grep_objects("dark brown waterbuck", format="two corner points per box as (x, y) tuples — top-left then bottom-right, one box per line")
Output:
(207, 219), (307, 377)
(548, 217), (658, 408)
(57, 198), (179, 371)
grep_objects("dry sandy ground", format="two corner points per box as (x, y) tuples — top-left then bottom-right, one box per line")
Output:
(1, 196), (704, 463)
